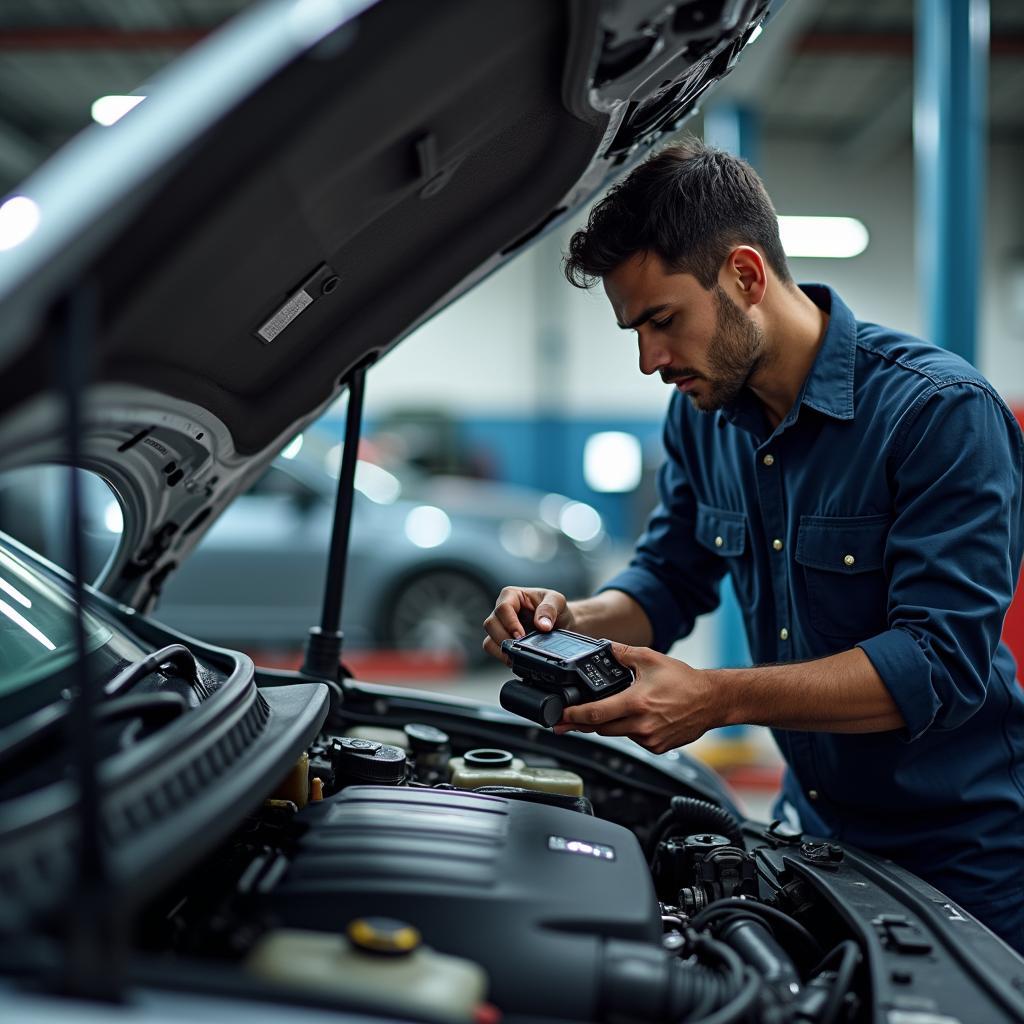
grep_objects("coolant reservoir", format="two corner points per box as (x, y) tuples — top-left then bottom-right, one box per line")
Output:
(448, 748), (584, 797)
(246, 920), (488, 1022)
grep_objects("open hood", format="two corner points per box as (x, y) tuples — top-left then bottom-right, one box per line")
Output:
(0, 0), (777, 611)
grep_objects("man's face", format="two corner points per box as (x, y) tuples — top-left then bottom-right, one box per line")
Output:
(604, 251), (765, 412)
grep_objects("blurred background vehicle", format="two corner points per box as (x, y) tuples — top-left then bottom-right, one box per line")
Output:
(0, 427), (608, 668)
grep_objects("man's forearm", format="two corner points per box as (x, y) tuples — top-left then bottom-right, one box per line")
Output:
(712, 646), (906, 733)
(568, 589), (654, 647)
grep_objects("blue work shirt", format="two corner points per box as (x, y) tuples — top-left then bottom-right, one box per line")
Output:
(602, 285), (1024, 939)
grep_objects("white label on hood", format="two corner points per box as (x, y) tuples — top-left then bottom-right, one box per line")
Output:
(256, 288), (314, 343)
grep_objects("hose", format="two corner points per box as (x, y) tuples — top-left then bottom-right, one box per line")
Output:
(601, 937), (756, 1023)
(646, 796), (745, 859)
(691, 897), (824, 964)
(813, 940), (862, 1024)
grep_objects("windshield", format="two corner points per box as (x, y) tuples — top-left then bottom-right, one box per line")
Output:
(0, 537), (111, 698)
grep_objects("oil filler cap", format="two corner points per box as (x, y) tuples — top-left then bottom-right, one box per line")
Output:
(347, 917), (421, 957)
(331, 738), (407, 784)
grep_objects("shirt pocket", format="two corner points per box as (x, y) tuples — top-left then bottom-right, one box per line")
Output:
(795, 514), (890, 639)
(695, 503), (747, 556)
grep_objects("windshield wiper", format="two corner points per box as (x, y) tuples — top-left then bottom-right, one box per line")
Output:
(103, 643), (205, 699)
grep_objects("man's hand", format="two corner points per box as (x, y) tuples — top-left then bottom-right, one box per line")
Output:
(554, 642), (720, 754)
(482, 587), (574, 664)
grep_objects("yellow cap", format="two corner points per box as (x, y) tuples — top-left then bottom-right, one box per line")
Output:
(347, 917), (421, 956)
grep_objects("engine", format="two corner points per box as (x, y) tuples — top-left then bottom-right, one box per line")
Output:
(138, 715), (862, 1023)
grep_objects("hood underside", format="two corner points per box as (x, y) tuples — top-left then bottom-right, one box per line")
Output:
(0, 0), (775, 609)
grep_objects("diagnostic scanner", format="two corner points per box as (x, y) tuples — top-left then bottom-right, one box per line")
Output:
(498, 629), (632, 728)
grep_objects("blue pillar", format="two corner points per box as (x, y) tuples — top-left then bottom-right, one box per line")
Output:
(704, 105), (759, 169)
(914, 0), (988, 366)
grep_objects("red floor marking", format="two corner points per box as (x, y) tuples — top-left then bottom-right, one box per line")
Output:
(247, 647), (462, 684)
(720, 764), (784, 791)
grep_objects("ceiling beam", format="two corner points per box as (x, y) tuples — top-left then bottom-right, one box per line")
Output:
(796, 31), (1024, 57)
(0, 28), (207, 50)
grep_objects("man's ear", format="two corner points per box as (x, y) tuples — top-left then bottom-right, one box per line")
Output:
(721, 246), (767, 307)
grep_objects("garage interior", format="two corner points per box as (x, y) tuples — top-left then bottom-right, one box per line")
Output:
(3, 0), (1020, 815)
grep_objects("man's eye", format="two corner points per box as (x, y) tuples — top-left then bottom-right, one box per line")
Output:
(651, 316), (673, 329)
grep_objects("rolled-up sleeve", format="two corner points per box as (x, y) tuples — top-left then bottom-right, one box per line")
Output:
(599, 396), (727, 652)
(857, 381), (1024, 741)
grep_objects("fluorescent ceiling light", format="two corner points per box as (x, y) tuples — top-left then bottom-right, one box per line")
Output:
(404, 506), (451, 549)
(0, 195), (40, 251)
(583, 432), (642, 493)
(559, 502), (602, 544)
(281, 433), (304, 460)
(91, 94), (147, 126)
(778, 216), (869, 259)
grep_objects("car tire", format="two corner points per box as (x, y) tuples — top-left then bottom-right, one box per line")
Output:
(384, 569), (493, 666)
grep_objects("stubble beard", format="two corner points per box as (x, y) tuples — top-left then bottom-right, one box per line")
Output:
(687, 286), (765, 413)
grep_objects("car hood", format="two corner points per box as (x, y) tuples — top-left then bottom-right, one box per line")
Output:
(0, 0), (777, 611)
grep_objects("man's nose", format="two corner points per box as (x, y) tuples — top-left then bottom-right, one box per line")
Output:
(637, 332), (670, 376)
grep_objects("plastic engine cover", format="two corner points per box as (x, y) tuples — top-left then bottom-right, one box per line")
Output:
(262, 786), (662, 1018)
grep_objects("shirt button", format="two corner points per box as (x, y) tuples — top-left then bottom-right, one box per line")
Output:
(779, 627), (790, 641)
(714, 536), (724, 548)
(762, 453), (775, 467)
(808, 789), (819, 801)
(843, 554), (855, 567)
(772, 538), (784, 551)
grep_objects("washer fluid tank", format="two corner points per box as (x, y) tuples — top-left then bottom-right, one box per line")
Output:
(448, 747), (583, 796)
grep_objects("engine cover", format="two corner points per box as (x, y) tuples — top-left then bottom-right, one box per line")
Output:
(262, 786), (661, 1018)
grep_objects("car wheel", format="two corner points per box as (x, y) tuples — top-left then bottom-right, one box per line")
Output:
(385, 570), (493, 666)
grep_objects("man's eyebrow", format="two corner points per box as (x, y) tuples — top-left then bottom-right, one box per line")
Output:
(617, 304), (672, 330)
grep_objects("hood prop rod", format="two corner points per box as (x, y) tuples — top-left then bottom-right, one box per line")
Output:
(302, 358), (372, 684)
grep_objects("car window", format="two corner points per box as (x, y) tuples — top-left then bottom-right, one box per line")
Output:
(0, 538), (111, 698)
(0, 465), (123, 585)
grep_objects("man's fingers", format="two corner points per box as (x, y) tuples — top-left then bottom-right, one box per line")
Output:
(533, 590), (565, 631)
(482, 635), (512, 667)
(609, 641), (649, 672)
(484, 588), (532, 646)
(561, 688), (635, 728)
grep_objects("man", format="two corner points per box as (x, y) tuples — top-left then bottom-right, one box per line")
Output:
(482, 139), (1024, 953)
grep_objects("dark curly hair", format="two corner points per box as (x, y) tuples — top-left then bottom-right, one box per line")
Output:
(564, 137), (791, 289)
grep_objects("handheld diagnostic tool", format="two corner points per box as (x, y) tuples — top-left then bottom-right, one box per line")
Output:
(499, 629), (633, 728)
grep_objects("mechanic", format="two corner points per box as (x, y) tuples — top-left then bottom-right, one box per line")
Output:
(482, 139), (1024, 954)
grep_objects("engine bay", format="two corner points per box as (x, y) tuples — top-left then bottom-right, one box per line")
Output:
(123, 688), (886, 1024)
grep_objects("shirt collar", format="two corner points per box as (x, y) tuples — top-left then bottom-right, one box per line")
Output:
(797, 284), (857, 422)
(719, 283), (857, 434)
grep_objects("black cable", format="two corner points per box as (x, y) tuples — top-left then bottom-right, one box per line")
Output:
(691, 898), (824, 963)
(647, 795), (745, 858)
(814, 940), (861, 1024)
(687, 968), (762, 1024)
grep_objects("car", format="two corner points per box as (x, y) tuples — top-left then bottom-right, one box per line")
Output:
(0, 437), (606, 664)
(1, 1), (1023, 1022)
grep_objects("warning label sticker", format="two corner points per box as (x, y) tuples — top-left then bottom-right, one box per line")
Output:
(256, 288), (314, 344)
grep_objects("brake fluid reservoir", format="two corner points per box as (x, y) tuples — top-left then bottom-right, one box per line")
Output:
(448, 748), (584, 797)
(246, 919), (488, 1022)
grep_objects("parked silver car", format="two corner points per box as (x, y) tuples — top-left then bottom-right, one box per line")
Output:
(157, 435), (606, 661)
